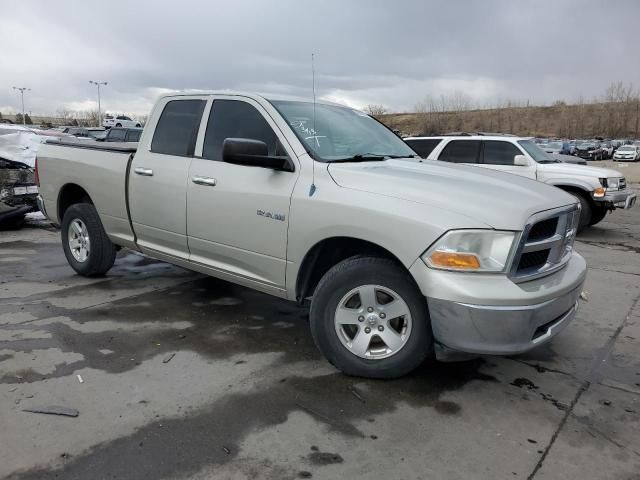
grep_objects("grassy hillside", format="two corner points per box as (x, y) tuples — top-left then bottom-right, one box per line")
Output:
(379, 102), (640, 139)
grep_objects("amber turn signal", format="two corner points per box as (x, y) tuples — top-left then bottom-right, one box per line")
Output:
(430, 251), (481, 269)
(593, 187), (606, 198)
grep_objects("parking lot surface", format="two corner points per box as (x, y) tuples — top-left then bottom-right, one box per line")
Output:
(1, 193), (639, 480)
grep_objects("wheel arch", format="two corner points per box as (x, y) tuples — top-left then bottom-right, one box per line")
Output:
(294, 236), (407, 302)
(57, 183), (94, 223)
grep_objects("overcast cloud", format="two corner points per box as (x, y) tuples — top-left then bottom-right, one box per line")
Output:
(2, 0), (639, 117)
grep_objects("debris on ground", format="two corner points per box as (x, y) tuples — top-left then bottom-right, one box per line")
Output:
(603, 400), (612, 406)
(222, 446), (231, 455)
(510, 377), (538, 390)
(23, 405), (79, 417)
(77, 374), (84, 383)
(210, 297), (243, 306)
(162, 353), (175, 364)
(579, 291), (589, 301)
(349, 386), (365, 403)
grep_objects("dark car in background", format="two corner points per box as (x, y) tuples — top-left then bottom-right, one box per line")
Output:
(96, 127), (142, 143)
(575, 141), (604, 160)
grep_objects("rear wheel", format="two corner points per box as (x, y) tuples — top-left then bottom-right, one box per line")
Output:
(61, 203), (116, 276)
(310, 256), (432, 379)
(115, 123), (122, 127)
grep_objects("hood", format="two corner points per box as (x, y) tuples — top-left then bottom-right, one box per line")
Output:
(327, 159), (576, 230)
(0, 131), (45, 167)
(538, 162), (623, 178)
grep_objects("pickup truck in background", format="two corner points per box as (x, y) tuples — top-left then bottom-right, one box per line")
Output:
(405, 135), (636, 231)
(96, 127), (142, 143)
(37, 92), (587, 378)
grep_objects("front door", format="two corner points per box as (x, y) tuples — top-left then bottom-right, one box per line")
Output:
(479, 140), (537, 179)
(186, 96), (299, 291)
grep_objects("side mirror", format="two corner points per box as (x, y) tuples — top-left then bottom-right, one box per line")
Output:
(222, 138), (292, 171)
(513, 154), (529, 166)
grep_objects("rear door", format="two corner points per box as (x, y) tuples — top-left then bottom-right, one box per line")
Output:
(186, 96), (298, 292)
(436, 139), (481, 165)
(480, 140), (537, 179)
(129, 96), (206, 258)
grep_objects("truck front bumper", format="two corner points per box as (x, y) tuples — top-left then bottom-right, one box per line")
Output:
(595, 190), (636, 210)
(409, 251), (587, 358)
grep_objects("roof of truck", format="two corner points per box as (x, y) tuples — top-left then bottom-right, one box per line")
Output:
(157, 90), (346, 107)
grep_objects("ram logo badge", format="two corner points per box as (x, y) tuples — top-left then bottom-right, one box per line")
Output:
(257, 209), (286, 222)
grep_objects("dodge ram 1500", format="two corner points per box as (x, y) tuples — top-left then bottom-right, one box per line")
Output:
(36, 92), (587, 378)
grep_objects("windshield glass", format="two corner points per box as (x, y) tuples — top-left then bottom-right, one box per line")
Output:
(546, 142), (562, 149)
(618, 146), (634, 151)
(270, 100), (416, 162)
(518, 139), (558, 163)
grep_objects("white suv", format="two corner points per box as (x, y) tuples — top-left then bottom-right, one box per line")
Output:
(405, 135), (636, 231)
(102, 114), (141, 129)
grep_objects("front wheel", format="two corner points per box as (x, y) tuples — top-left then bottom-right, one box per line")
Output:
(310, 256), (432, 379)
(570, 192), (592, 232)
(62, 203), (116, 276)
(589, 207), (608, 226)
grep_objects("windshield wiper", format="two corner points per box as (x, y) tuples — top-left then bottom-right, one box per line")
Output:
(329, 153), (415, 163)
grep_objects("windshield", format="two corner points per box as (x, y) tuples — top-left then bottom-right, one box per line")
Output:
(546, 142), (562, 149)
(518, 139), (558, 163)
(618, 145), (634, 151)
(270, 100), (416, 162)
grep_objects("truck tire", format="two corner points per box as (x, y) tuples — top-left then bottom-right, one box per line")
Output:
(570, 192), (592, 232)
(61, 203), (116, 277)
(309, 256), (432, 379)
(589, 207), (608, 226)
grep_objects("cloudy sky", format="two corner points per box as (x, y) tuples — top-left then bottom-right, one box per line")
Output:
(2, 0), (639, 117)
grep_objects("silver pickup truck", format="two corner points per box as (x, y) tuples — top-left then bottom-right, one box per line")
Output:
(37, 92), (587, 378)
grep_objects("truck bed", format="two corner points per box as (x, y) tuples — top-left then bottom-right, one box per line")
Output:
(45, 137), (138, 153)
(37, 140), (137, 248)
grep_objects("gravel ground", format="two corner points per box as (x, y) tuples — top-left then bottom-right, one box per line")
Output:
(1, 191), (639, 480)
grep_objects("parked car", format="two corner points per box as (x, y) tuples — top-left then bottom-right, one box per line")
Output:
(103, 114), (141, 129)
(541, 141), (563, 155)
(0, 157), (38, 228)
(550, 153), (587, 165)
(600, 142), (614, 159)
(37, 91), (587, 379)
(96, 127), (142, 143)
(613, 144), (640, 161)
(405, 135), (635, 231)
(575, 142), (604, 161)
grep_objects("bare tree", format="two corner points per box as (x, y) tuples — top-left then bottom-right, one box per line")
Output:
(364, 104), (389, 118)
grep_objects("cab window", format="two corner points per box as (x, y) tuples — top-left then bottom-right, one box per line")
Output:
(438, 140), (481, 163)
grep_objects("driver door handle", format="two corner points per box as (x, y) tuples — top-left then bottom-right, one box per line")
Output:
(134, 167), (153, 176)
(192, 176), (217, 186)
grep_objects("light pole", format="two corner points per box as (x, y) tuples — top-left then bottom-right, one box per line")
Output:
(89, 80), (108, 126)
(12, 87), (30, 125)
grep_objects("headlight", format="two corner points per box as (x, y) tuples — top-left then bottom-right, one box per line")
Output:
(422, 230), (516, 272)
(605, 177), (621, 190)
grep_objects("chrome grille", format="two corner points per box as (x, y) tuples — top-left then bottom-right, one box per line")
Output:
(510, 204), (580, 283)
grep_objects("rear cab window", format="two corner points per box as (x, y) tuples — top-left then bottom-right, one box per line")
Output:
(151, 99), (206, 156)
(405, 139), (442, 158)
(108, 129), (126, 142)
(438, 140), (481, 163)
